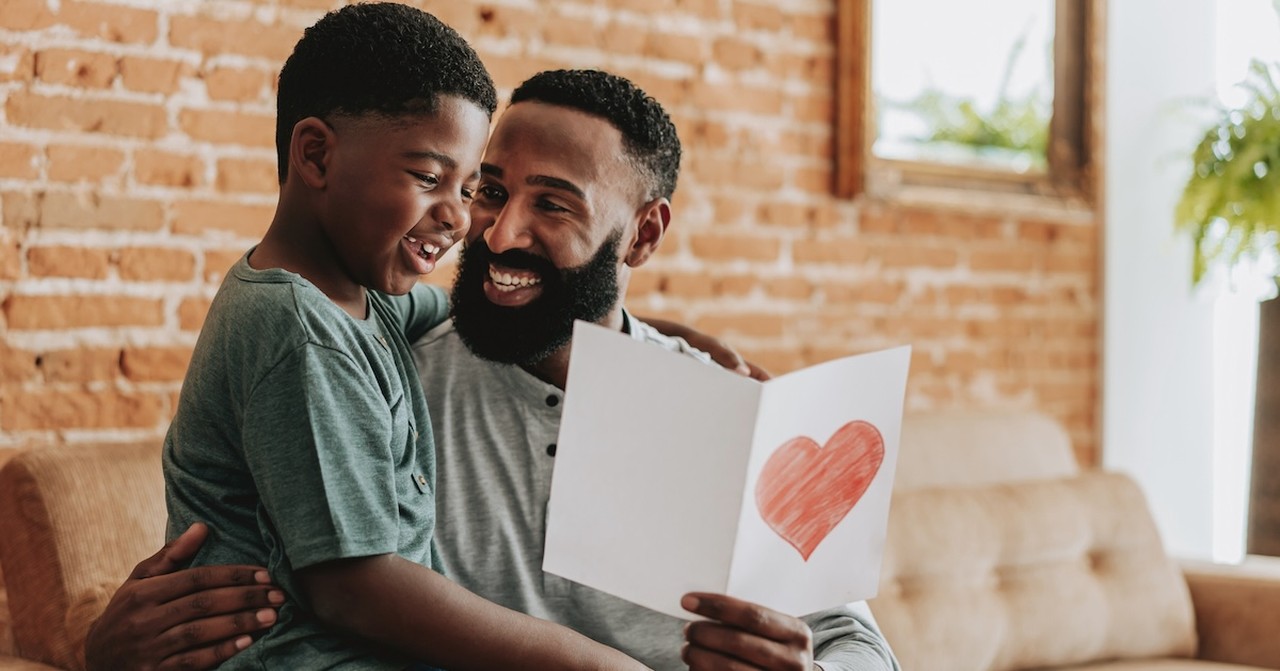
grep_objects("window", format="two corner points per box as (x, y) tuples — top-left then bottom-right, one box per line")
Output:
(836, 0), (1093, 199)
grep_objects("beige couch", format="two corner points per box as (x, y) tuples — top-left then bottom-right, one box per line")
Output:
(1, 413), (1278, 670)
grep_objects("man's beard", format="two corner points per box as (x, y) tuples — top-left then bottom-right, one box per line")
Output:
(450, 230), (623, 366)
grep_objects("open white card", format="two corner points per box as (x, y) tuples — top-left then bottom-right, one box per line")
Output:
(543, 321), (912, 619)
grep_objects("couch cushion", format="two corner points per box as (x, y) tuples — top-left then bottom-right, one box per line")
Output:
(870, 472), (1196, 671)
(0, 443), (165, 670)
(896, 410), (1079, 492)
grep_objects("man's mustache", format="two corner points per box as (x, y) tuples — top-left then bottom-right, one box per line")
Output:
(465, 241), (558, 278)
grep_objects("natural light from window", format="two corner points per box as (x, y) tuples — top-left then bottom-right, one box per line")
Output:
(871, 0), (1054, 173)
(1212, 0), (1280, 563)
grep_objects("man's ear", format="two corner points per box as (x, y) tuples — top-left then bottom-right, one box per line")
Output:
(288, 117), (334, 190)
(625, 198), (671, 268)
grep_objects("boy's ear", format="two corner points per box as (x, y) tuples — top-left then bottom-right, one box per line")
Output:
(624, 198), (671, 268)
(289, 117), (334, 189)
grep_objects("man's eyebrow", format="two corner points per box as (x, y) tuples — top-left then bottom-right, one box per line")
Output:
(527, 175), (586, 200)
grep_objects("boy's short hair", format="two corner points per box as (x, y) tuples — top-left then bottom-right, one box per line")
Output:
(275, 2), (498, 183)
(509, 69), (681, 202)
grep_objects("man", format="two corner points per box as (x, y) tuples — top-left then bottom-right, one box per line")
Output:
(85, 69), (900, 671)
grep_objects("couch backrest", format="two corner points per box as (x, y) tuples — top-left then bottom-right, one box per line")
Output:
(870, 471), (1197, 671)
(896, 410), (1079, 492)
(0, 442), (165, 670)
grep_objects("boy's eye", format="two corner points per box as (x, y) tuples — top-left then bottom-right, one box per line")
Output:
(461, 186), (477, 201)
(410, 171), (439, 188)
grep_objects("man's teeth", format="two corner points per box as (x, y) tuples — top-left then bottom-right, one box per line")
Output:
(489, 267), (540, 291)
(404, 235), (441, 258)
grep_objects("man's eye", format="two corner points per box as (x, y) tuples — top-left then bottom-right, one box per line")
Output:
(477, 185), (506, 202)
(537, 198), (567, 213)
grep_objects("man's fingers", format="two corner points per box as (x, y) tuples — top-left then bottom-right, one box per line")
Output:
(154, 608), (277, 663)
(685, 622), (792, 669)
(681, 593), (810, 645)
(745, 361), (772, 381)
(131, 523), (210, 580)
(135, 565), (274, 607)
(681, 642), (762, 671)
(156, 634), (255, 671)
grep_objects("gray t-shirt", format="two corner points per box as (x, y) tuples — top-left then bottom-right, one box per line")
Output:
(164, 251), (448, 670)
(414, 314), (900, 671)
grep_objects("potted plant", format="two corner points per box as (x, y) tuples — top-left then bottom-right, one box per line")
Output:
(1175, 57), (1280, 555)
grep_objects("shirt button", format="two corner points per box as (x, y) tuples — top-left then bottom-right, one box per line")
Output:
(546, 443), (557, 457)
(545, 395), (560, 407)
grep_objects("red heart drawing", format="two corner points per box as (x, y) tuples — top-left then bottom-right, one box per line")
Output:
(755, 420), (885, 561)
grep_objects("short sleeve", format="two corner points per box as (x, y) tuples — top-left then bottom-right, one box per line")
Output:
(241, 343), (400, 570)
(385, 284), (449, 342)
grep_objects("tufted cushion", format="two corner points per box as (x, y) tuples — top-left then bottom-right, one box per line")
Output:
(896, 410), (1079, 492)
(0, 443), (165, 671)
(871, 472), (1196, 671)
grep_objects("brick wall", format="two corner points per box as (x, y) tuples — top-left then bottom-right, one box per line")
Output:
(0, 0), (1101, 465)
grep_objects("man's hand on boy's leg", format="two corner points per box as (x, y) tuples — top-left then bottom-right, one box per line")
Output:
(84, 522), (284, 671)
(680, 593), (816, 671)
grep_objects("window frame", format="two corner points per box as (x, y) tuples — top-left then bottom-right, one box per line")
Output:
(835, 0), (1098, 202)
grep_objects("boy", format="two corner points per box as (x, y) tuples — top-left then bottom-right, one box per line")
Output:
(162, 4), (647, 669)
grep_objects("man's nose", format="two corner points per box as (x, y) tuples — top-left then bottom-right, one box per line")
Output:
(481, 204), (533, 254)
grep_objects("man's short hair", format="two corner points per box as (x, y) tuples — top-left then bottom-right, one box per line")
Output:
(275, 2), (498, 183)
(509, 69), (681, 201)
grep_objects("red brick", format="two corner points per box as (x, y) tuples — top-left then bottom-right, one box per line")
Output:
(46, 145), (125, 182)
(37, 347), (121, 382)
(118, 246), (197, 281)
(169, 15), (301, 62)
(675, 0), (721, 18)
(7, 92), (166, 138)
(203, 248), (246, 282)
(61, 1), (160, 44)
(713, 37), (763, 70)
(689, 82), (784, 116)
(2, 191), (40, 232)
(180, 108), (275, 148)
(598, 22), (648, 56)
(822, 280), (904, 305)
(970, 248), (1038, 272)
(203, 67), (272, 103)
(0, 143), (40, 179)
(735, 2), (785, 31)
(134, 149), (205, 188)
(876, 243), (959, 269)
(40, 192), (165, 231)
(661, 270), (716, 299)
(35, 49), (118, 88)
(793, 239), (870, 265)
(472, 5), (546, 39)
(0, 388), (166, 430)
(792, 166), (832, 194)
(0, 45), (35, 83)
(694, 312), (786, 339)
(172, 201), (273, 239)
(119, 56), (187, 94)
(216, 157), (279, 194)
(0, 345), (39, 383)
(689, 233), (780, 262)
(3, 294), (164, 329)
(0, 0), (56, 30)
(27, 245), (112, 278)
(763, 277), (813, 301)
(646, 34), (709, 64)
(789, 13), (833, 43)
(0, 236), (20, 280)
(121, 346), (193, 382)
(178, 296), (211, 331)
(541, 16), (601, 49)
(1046, 251), (1096, 274)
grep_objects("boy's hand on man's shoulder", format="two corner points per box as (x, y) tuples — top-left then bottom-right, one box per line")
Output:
(84, 522), (284, 671)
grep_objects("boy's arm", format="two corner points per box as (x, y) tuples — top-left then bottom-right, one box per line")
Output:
(638, 315), (772, 380)
(296, 554), (649, 671)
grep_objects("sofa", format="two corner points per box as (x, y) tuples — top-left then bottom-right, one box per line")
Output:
(1, 412), (1278, 670)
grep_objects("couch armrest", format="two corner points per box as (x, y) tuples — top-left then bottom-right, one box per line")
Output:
(1182, 555), (1280, 669)
(0, 654), (62, 670)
